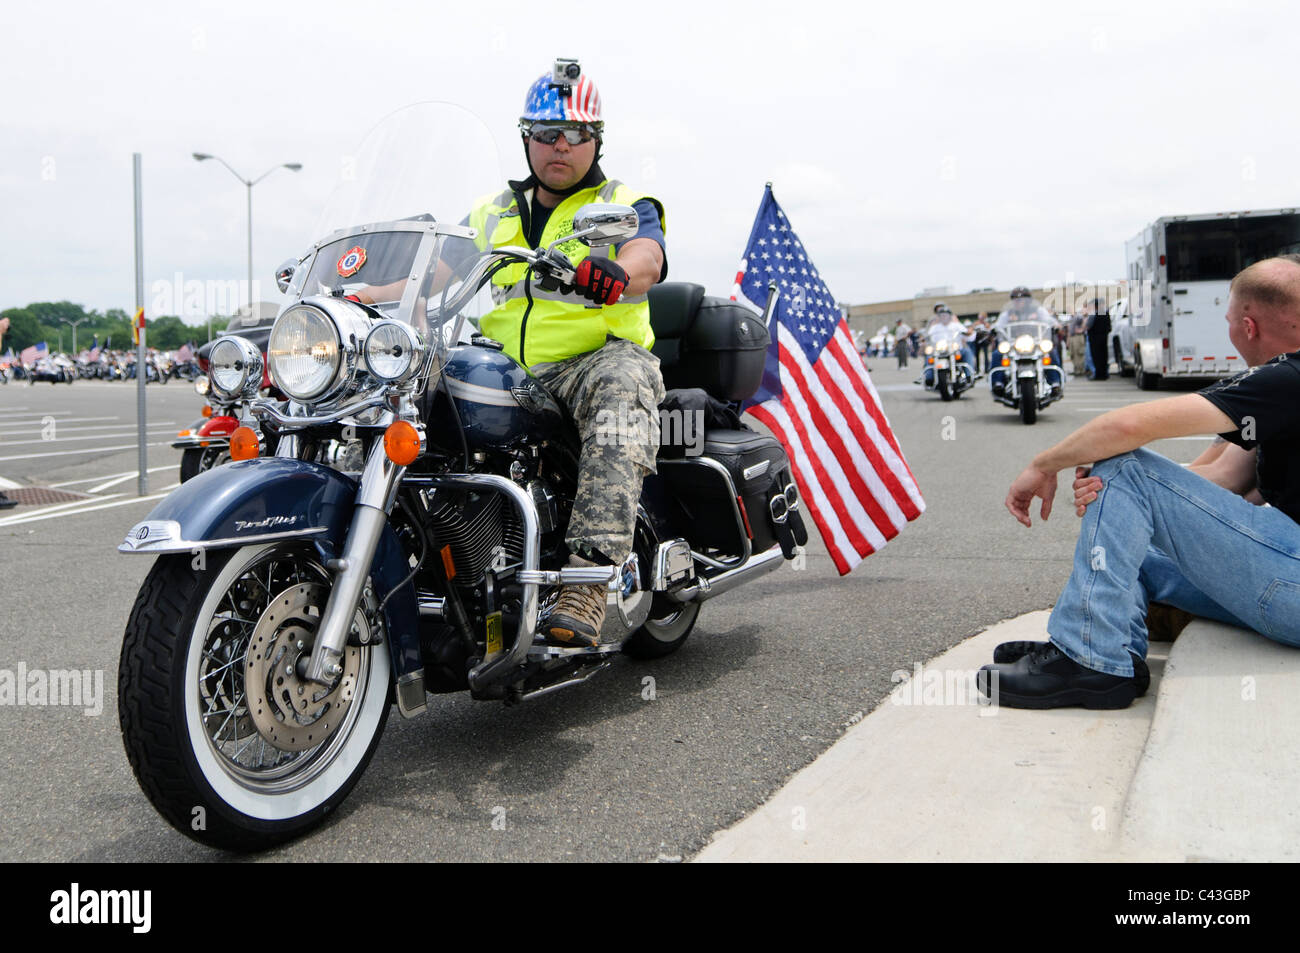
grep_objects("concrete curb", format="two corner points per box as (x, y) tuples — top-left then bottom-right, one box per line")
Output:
(696, 611), (1166, 861)
(1119, 620), (1300, 862)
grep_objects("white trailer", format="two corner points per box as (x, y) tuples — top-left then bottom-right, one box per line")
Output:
(1123, 208), (1300, 389)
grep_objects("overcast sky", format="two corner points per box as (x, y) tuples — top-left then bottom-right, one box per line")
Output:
(5, 0), (1299, 325)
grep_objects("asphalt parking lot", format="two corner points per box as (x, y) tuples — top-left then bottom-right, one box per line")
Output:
(0, 366), (1209, 861)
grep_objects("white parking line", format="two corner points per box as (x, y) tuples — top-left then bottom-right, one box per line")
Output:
(0, 416), (119, 431)
(0, 493), (126, 525)
(0, 476), (22, 489)
(0, 421), (174, 437)
(48, 465), (175, 489)
(89, 468), (180, 492)
(0, 487), (178, 526)
(0, 440), (177, 462)
(0, 428), (181, 448)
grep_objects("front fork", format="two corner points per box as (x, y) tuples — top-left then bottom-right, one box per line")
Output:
(305, 439), (405, 684)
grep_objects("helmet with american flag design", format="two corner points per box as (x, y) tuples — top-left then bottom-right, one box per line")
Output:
(520, 62), (603, 132)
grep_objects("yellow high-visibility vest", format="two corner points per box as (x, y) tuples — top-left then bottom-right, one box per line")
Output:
(468, 179), (664, 368)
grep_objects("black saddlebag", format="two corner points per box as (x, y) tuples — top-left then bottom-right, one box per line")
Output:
(650, 283), (770, 402)
(658, 428), (808, 559)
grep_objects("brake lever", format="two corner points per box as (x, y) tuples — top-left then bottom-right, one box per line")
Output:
(531, 248), (576, 292)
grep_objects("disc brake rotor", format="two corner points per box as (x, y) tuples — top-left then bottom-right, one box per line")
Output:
(244, 584), (364, 752)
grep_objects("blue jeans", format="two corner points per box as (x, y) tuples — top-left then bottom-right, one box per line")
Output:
(1048, 448), (1300, 677)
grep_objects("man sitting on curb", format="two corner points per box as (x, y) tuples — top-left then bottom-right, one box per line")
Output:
(978, 256), (1300, 709)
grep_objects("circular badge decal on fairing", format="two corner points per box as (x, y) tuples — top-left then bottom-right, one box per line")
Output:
(336, 246), (367, 278)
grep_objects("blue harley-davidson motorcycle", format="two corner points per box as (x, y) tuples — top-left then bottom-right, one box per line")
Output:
(115, 103), (806, 849)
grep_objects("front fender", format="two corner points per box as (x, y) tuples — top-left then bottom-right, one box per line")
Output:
(119, 457), (355, 554)
(118, 456), (422, 688)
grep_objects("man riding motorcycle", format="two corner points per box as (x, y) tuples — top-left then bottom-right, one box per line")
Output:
(921, 303), (976, 386)
(990, 286), (1060, 396)
(355, 61), (667, 648)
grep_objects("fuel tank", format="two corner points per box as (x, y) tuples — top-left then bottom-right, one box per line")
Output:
(429, 344), (567, 451)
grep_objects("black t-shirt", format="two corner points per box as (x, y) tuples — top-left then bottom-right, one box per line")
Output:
(1199, 351), (1300, 523)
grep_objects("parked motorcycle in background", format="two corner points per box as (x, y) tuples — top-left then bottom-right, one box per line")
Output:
(116, 102), (808, 850)
(175, 322), (284, 482)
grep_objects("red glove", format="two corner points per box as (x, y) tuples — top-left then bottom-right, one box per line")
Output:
(574, 258), (627, 306)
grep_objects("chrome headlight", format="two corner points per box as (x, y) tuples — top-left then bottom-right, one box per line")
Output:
(935, 340), (952, 354)
(208, 336), (263, 400)
(998, 340), (1011, 354)
(268, 305), (339, 401)
(1039, 339), (1053, 353)
(364, 321), (425, 383)
(924, 345), (934, 356)
(1014, 334), (1035, 355)
(194, 375), (210, 397)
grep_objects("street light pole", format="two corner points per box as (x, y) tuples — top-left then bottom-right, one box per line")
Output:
(192, 153), (302, 321)
(61, 317), (88, 354)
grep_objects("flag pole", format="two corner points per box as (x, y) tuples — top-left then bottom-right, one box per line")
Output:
(762, 281), (780, 330)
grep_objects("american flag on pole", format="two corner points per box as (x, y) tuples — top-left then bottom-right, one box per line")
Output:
(731, 185), (924, 575)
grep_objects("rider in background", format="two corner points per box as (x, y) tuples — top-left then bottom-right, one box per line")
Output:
(990, 286), (1061, 396)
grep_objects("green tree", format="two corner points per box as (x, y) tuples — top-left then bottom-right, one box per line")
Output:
(146, 315), (192, 350)
(1, 307), (46, 352)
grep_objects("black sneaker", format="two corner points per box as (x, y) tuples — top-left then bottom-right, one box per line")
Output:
(992, 639), (1149, 696)
(977, 643), (1144, 709)
(0, 492), (16, 510)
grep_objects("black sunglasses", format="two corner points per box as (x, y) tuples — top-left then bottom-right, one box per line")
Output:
(524, 123), (596, 146)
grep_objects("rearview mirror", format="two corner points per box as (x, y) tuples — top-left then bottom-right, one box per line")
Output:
(570, 204), (638, 246)
(275, 259), (297, 294)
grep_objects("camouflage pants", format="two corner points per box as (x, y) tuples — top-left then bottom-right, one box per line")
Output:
(532, 336), (665, 564)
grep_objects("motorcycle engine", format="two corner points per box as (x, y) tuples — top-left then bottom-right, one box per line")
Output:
(423, 489), (526, 586)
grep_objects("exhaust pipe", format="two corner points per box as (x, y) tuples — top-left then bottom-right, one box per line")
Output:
(668, 546), (786, 604)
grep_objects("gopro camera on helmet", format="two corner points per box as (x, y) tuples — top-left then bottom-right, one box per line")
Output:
(551, 58), (581, 96)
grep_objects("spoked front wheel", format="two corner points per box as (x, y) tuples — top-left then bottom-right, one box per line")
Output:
(118, 542), (391, 850)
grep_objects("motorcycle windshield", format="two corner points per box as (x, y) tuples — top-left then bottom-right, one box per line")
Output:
(927, 325), (965, 346)
(295, 102), (504, 329)
(312, 101), (502, 239)
(1004, 321), (1049, 341)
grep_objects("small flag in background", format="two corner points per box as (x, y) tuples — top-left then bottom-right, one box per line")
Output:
(20, 342), (48, 365)
(731, 184), (924, 575)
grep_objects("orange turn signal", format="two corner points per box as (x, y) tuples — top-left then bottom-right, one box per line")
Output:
(384, 420), (421, 465)
(201, 404), (213, 418)
(1001, 358), (1010, 367)
(229, 426), (259, 461)
(1043, 355), (1052, 365)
